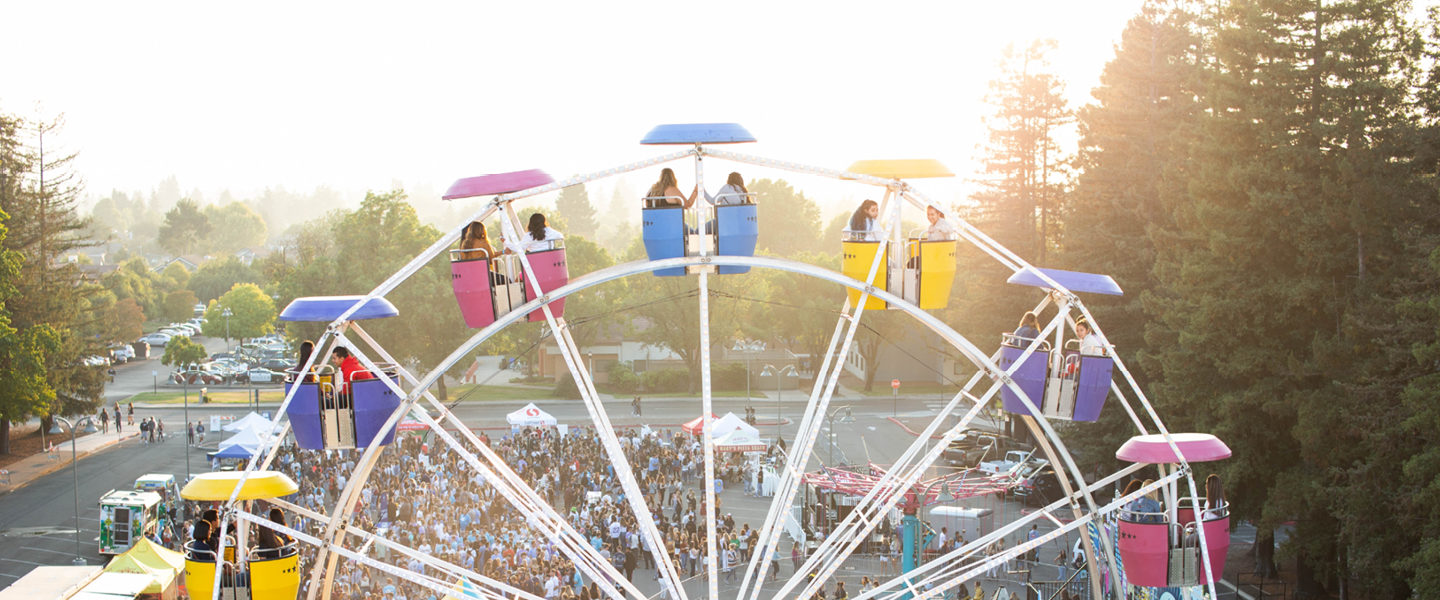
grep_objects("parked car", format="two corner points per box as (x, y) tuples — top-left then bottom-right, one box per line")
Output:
(138, 333), (173, 346)
(234, 368), (282, 384)
(944, 432), (1032, 467)
(1013, 466), (1064, 506)
(168, 323), (200, 336)
(81, 355), (109, 367)
(193, 303), (206, 316)
(979, 450), (1039, 476)
(172, 369), (224, 385)
(258, 358), (296, 372)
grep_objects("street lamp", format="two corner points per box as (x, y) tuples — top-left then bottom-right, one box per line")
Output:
(760, 364), (798, 443)
(221, 308), (233, 351)
(48, 416), (100, 566)
(827, 405), (856, 466)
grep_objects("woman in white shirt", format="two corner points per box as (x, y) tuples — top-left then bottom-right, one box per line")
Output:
(847, 199), (882, 241)
(923, 205), (958, 240)
(702, 172), (752, 206)
(523, 213), (564, 253)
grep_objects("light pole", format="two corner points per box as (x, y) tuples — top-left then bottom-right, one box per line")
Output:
(222, 308), (233, 351)
(760, 364), (798, 442)
(827, 405), (856, 466)
(48, 416), (100, 566)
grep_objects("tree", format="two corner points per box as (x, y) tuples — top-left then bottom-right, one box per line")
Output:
(760, 251), (846, 369)
(555, 183), (598, 237)
(750, 179), (823, 257)
(187, 256), (261, 303)
(203, 283), (276, 342)
(104, 258), (166, 319)
(972, 39), (1072, 264)
(157, 199), (212, 256)
(204, 202), (268, 254)
(0, 110), (106, 425)
(161, 336), (207, 368)
(1059, 0), (1205, 477)
(1143, 0), (1427, 591)
(164, 289), (199, 322)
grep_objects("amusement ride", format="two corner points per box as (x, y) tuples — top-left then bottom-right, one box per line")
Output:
(180, 123), (1233, 600)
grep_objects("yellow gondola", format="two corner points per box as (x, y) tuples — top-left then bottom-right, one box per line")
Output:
(841, 238), (889, 309)
(182, 472), (301, 600)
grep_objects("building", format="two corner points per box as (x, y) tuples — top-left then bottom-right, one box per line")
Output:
(234, 245), (273, 265)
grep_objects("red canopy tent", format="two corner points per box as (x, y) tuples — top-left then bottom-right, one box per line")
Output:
(681, 413), (721, 436)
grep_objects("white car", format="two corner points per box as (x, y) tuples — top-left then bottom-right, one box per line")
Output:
(138, 333), (173, 346)
(169, 323), (200, 336)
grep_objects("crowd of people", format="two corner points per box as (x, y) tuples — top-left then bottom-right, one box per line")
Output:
(179, 423), (901, 600)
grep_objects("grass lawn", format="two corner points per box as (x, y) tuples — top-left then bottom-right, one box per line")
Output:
(442, 385), (560, 402)
(855, 383), (969, 396)
(131, 390), (285, 405)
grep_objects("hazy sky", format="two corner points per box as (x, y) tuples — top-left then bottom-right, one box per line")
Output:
(3, 1), (1151, 219)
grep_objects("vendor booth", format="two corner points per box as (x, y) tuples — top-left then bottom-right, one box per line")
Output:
(506, 403), (558, 427)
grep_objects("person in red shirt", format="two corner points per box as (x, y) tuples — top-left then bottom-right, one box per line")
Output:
(329, 347), (374, 395)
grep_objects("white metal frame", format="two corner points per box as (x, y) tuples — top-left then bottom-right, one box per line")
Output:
(199, 146), (1218, 600)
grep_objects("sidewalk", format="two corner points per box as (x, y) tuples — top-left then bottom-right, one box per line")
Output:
(0, 429), (140, 496)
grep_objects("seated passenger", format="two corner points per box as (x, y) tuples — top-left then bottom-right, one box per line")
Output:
(1012, 312), (1041, 345)
(645, 168), (697, 208)
(1202, 474), (1226, 519)
(922, 205), (957, 240)
(846, 200), (882, 241)
(523, 213), (564, 253)
(255, 508), (295, 559)
(703, 172), (751, 206)
(1074, 319), (1104, 355)
(329, 347), (374, 396)
(295, 340), (313, 382)
(459, 221), (497, 261)
(189, 520), (215, 561)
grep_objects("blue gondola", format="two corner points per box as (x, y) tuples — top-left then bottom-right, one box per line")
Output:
(279, 296), (403, 450)
(998, 269), (1122, 422)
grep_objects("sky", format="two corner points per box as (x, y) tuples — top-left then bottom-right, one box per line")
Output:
(2, 1), (1151, 222)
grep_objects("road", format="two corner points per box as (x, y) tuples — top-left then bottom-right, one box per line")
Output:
(0, 343), (1083, 594)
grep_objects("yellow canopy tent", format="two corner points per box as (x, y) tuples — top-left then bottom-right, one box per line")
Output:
(103, 537), (184, 597)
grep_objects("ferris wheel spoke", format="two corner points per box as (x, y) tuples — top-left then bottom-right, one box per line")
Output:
(744, 212), (894, 600)
(546, 319), (694, 600)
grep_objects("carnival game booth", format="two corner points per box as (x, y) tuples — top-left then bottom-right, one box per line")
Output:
(181, 471), (301, 600)
(280, 296), (404, 451)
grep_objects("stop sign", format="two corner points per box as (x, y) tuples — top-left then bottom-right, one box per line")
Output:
(892, 379), (900, 389)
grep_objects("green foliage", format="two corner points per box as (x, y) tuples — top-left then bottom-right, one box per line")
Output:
(711, 362), (749, 392)
(164, 289), (199, 322)
(202, 283), (276, 341)
(606, 361), (641, 394)
(157, 199), (212, 255)
(552, 373), (582, 399)
(203, 202), (267, 254)
(640, 368), (689, 394)
(187, 256), (261, 303)
(750, 179), (823, 257)
(555, 183), (598, 236)
(104, 258), (166, 318)
(161, 337), (207, 367)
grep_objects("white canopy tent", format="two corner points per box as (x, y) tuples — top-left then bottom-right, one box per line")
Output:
(714, 429), (767, 453)
(507, 403), (558, 427)
(710, 412), (759, 439)
(223, 411), (274, 433)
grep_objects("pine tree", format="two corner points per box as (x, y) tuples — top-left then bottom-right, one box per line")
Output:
(1060, 0), (1205, 472)
(1145, 0), (1426, 589)
(555, 183), (598, 236)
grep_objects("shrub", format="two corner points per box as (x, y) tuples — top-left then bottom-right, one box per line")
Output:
(712, 362), (750, 391)
(607, 361), (641, 394)
(553, 373), (582, 399)
(641, 368), (690, 394)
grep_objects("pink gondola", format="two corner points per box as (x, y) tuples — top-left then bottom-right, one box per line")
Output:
(520, 247), (568, 322)
(1116, 433), (1232, 588)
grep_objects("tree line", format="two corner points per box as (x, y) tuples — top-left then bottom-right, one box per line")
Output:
(950, 1), (1440, 596)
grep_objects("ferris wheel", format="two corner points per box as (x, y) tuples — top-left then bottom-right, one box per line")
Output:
(177, 123), (1234, 600)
